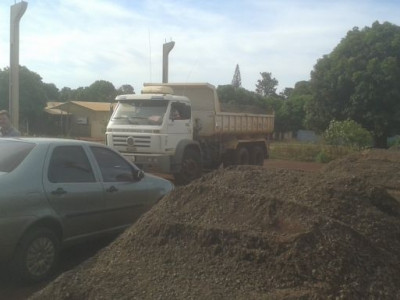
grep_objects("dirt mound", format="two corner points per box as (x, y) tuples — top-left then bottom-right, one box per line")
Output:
(323, 148), (400, 200)
(31, 152), (400, 299)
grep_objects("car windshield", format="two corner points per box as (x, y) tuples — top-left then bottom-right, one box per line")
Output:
(0, 140), (35, 172)
(112, 100), (168, 125)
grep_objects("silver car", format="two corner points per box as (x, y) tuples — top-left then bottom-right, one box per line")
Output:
(0, 138), (173, 282)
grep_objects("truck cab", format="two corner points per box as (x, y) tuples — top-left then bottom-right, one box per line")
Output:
(106, 86), (197, 180)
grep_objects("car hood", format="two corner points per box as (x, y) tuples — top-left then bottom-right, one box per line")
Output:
(143, 173), (174, 198)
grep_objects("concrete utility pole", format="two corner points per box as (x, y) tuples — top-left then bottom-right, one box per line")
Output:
(9, 1), (28, 129)
(162, 41), (175, 83)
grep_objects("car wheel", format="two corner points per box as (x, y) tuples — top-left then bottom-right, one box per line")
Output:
(174, 149), (202, 185)
(250, 145), (265, 166)
(234, 146), (250, 165)
(11, 227), (60, 282)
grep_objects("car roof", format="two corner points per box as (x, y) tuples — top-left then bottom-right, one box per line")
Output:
(0, 137), (103, 146)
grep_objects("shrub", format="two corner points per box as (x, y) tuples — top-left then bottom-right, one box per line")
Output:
(315, 150), (331, 163)
(323, 119), (373, 150)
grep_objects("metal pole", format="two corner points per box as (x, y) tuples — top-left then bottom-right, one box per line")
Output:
(162, 41), (175, 83)
(9, 1), (28, 129)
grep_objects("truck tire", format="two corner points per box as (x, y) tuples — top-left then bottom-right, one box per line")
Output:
(10, 227), (60, 283)
(174, 148), (202, 185)
(234, 146), (250, 165)
(250, 145), (265, 166)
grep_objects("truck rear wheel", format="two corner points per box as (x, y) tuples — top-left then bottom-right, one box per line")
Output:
(250, 145), (265, 166)
(174, 149), (202, 185)
(234, 146), (250, 165)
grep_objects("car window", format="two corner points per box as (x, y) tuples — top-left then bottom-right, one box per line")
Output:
(48, 146), (95, 183)
(0, 140), (35, 172)
(90, 146), (135, 182)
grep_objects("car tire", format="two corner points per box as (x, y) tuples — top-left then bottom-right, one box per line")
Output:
(250, 145), (265, 166)
(10, 227), (60, 283)
(174, 148), (202, 185)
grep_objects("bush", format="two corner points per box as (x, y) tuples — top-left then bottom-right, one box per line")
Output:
(269, 142), (354, 162)
(315, 150), (331, 163)
(323, 119), (373, 150)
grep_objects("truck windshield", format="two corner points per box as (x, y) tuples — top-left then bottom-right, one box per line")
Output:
(112, 100), (168, 125)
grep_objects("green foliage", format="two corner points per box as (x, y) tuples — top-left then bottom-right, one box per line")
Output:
(231, 64), (242, 88)
(388, 136), (400, 147)
(323, 119), (373, 149)
(275, 81), (312, 134)
(117, 84), (134, 94)
(255, 72), (278, 97)
(269, 142), (355, 162)
(216, 85), (274, 113)
(307, 21), (400, 147)
(315, 150), (331, 163)
(0, 66), (50, 134)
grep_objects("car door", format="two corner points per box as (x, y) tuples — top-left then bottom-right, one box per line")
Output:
(89, 145), (151, 228)
(43, 144), (107, 240)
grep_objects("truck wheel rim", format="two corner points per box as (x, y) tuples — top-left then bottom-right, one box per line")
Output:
(26, 237), (55, 277)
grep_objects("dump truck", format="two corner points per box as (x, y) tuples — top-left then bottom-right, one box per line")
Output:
(105, 82), (274, 184)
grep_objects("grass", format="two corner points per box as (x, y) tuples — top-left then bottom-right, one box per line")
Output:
(269, 141), (356, 163)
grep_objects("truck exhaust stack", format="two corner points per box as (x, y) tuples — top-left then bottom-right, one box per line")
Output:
(162, 41), (175, 83)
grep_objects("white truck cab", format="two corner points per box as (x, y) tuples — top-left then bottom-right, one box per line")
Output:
(106, 86), (193, 175)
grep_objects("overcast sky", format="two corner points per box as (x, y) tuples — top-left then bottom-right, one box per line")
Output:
(1, 0), (399, 93)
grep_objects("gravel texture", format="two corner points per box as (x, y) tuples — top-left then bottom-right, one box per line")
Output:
(31, 149), (400, 299)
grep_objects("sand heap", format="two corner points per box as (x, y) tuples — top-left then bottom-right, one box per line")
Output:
(32, 149), (400, 299)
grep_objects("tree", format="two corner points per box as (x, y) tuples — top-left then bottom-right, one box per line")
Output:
(60, 87), (73, 102)
(306, 21), (400, 147)
(0, 66), (49, 134)
(60, 80), (117, 102)
(255, 72), (278, 97)
(274, 81), (312, 135)
(43, 83), (60, 101)
(217, 85), (274, 113)
(86, 80), (116, 102)
(117, 84), (135, 94)
(231, 64), (242, 88)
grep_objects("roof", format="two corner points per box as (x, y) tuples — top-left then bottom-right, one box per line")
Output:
(1, 137), (104, 146)
(54, 101), (114, 112)
(44, 102), (72, 115)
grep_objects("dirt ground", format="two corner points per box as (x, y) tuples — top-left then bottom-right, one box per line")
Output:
(28, 149), (400, 300)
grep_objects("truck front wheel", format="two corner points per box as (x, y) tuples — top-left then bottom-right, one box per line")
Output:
(174, 149), (202, 185)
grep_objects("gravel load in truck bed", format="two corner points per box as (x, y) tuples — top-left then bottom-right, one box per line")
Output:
(31, 149), (400, 299)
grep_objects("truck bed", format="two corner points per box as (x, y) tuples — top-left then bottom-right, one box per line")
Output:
(215, 112), (274, 134)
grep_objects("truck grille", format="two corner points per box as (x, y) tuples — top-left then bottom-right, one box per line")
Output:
(112, 134), (151, 148)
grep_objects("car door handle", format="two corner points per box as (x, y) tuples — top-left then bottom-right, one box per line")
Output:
(106, 186), (118, 193)
(51, 187), (67, 195)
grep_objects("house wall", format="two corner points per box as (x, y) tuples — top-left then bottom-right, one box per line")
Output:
(62, 105), (110, 140)
(90, 111), (111, 140)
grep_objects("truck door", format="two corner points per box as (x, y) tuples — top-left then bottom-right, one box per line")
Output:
(167, 102), (192, 148)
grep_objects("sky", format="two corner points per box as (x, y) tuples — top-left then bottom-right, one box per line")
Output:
(1, 0), (399, 94)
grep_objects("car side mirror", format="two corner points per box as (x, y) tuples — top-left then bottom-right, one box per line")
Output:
(134, 169), (144, 181)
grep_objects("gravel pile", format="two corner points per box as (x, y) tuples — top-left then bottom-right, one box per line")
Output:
(31, 150), (400, 299)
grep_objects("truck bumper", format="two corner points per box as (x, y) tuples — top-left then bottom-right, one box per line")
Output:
(123, 153), (172, 174)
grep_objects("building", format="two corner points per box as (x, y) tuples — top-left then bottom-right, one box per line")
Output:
(49, 101), (114, 141)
